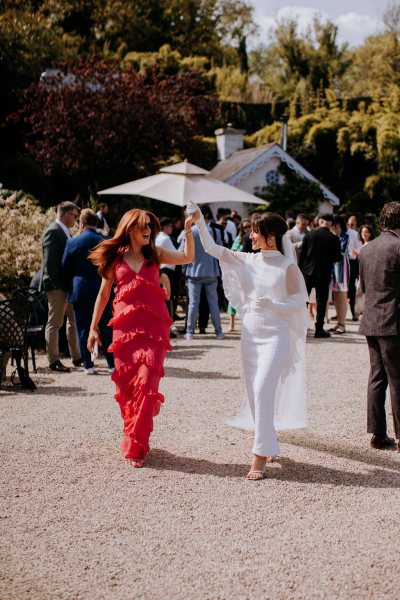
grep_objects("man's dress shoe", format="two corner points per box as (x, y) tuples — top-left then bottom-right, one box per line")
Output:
(314, 329), (331, 338)
(370, 434), (396, 449)
(49, 360), (71, 373)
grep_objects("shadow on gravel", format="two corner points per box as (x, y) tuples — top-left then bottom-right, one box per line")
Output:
(164, 366), (240, 380)
(281, 432), (400, 473)
(275, 457), (400, 488)
(146, 449), (247, 478)
(306, 335), (366, 345)
(0, 385), (88, 396)
(146, 449), (399, 487)
(172, 343), (234, 350)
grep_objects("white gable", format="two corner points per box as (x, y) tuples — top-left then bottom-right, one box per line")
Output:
(222, 143), (340, 207)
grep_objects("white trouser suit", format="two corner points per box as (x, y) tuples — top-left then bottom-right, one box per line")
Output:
(193, 208), (309, 456)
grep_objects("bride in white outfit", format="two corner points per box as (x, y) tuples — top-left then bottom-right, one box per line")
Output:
(189, 203), (309, 480)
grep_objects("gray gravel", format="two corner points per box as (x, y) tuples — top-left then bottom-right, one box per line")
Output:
(1, 314), (399, 600)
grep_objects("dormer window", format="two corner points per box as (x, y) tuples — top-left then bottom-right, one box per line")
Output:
(265, 169), (280, 186)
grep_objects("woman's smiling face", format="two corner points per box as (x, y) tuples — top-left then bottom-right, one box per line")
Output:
(129, 217), (153, 248)
(250, 227), (268, 250)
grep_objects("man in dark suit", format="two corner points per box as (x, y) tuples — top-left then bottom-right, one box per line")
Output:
(299, 213), (342, 338)
(40, 201), (81, 372)
(359, 201), (400, 452)
(62, 209), (114, 375)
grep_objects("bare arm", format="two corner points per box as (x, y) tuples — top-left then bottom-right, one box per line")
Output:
(87, 273), (114, 351)
(157, 215), (195, 265)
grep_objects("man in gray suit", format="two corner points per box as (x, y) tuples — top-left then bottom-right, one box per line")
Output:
(359, 201), (400, 452)
(40, 201), (81, 372)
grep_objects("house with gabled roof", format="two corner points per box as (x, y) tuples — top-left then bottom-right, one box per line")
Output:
(209, 126), (340, 216)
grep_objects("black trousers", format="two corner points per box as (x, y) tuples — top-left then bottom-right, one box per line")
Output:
(161, 267), (179, 317)
(198, 287), (209, 331)
(366, 335), (400, 439)
(348, 259), (359, 318)
(304, 275), (330, 331)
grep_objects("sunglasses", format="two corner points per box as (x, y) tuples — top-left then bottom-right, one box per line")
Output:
(134, 221), (154, 231)
(243, 224), (251, 229)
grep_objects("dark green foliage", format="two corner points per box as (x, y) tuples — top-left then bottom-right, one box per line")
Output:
(12, 58), (218, 202)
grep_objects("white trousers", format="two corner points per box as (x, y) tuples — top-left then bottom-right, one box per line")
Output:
(240, 311), (290, 457)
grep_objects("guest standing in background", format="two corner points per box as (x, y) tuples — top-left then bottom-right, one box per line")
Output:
(40, 201), (81, 372)
(286, 214), (310, 262)
(62, 209), (114, 375)
(359, 224), (375, 245)
(299, 214), (342, 338)
(181, 206), (224, 340)
(347, 215), (363, 321)
(359, 202), (400, 452)
(329, 215), (350, 335)
(96, 202), (111, 236)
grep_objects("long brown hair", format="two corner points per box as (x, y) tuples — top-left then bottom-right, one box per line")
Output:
(251, 212), (288, 253)
(238, 218), (251, 244)
(89, 209), (160, 278)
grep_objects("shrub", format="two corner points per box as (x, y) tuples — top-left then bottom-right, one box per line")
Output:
(0, 190), (54, 291)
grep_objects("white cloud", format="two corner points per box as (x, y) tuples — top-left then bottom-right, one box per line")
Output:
(254, 6), (328, 41)
(250, 4), (383, 48)
(336, 12), (381, 46)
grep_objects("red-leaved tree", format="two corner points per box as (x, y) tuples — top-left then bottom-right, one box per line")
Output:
(16, 57), (218, 195)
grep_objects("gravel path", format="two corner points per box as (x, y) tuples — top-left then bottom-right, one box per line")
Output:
(1, 315), (399, 600)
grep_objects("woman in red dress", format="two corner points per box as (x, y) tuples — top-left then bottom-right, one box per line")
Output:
(88, 209), (195, 467)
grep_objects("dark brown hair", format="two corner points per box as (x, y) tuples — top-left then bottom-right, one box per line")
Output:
(359, 224), (375, 242)
(89, 209), (160, 278)
(57, 201), (79, 218)
(251, 212), (288, 253)
(379, 202), (400, 230)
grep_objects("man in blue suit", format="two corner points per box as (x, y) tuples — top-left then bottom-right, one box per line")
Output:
(62, 209), (114, 375)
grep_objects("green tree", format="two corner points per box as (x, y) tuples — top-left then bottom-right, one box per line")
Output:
(216, 0), (258, 73)
(0, 4), (67, 115)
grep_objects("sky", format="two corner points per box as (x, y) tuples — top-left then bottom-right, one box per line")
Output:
(249, 0), (394, 48)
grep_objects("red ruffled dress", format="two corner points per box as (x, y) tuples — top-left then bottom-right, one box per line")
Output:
(108, 258), (172, 459)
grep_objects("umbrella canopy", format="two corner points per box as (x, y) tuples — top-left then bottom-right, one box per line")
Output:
(98, 161), (265, 207)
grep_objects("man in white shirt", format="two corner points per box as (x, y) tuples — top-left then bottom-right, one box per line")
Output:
(156, 217), (179, 320)
(347, 215), (363, 320)
(286, 213), (309, 262)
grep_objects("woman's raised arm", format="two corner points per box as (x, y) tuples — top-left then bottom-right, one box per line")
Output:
(192, 208), (247, 266)
(157, 215), (195, 266)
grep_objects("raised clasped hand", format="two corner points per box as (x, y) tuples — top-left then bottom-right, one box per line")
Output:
(185, 200), (201, 223)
